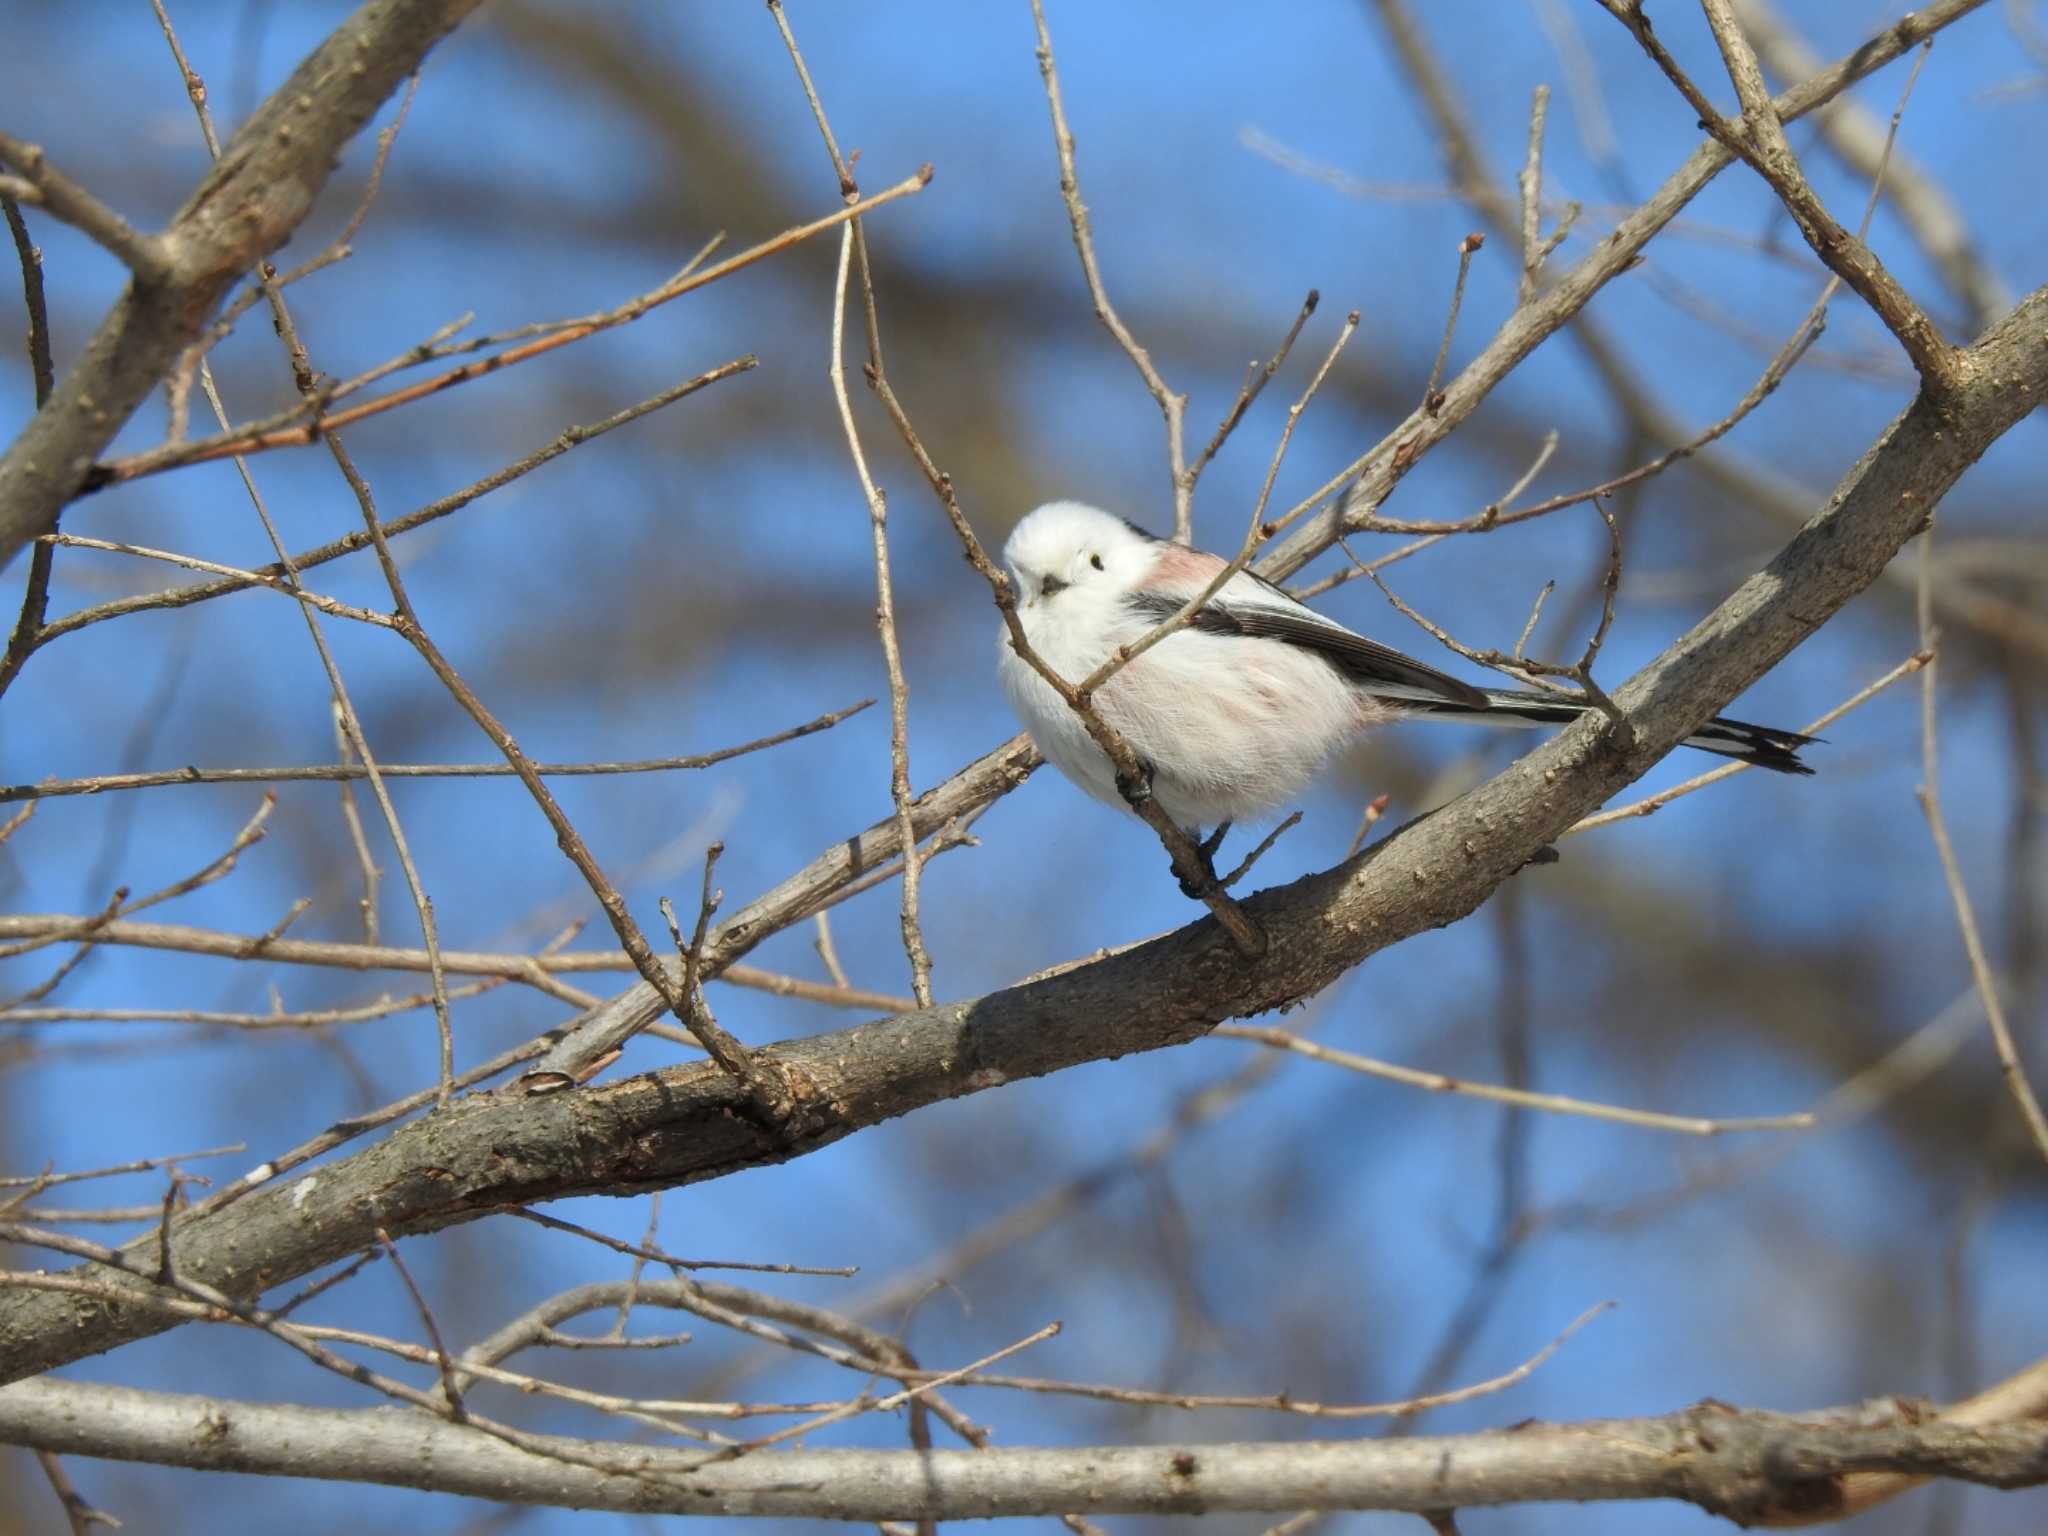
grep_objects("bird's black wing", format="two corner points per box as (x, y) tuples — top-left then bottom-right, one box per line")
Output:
(1124, 588), (1489, 708)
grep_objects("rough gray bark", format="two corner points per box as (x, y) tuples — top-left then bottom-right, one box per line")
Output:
(1, 285), (2041, 1389)
(3, 1375), (2043, 1521)
(0, 0), (485, 573)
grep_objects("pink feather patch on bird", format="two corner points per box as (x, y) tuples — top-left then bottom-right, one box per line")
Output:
(1143, 541), (1229, 588)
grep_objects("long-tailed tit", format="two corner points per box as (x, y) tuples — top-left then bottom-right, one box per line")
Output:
(997, 501), (1813, 832)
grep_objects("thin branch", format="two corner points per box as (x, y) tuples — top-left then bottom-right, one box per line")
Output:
(35, 532), (398, 629)
(1599, 0), (1961, 387)
(0, 0), (487, 573)
(897, 1302), (1614, 1420)
(3, 184), (72, 700)
(1214, 1026), (1813, 1136)
(0, 192), (53, 401)
(0, 793), (273, 964)
(87, 172), (930, 488)
(812, 912), (852, 989)
(331, 703), (381, 946)
(1731, 0), (2008, 334)
(0, 134), (167, 278)
(1028, 0), (1192, 540)
(729, 1321), (1061, 1455)
(1514, 580), (1556, 660)
(377, 1231), (465, 1420)
(1569, 649), (1930, 834)
(33, 1449), (118, 1535)
(1192, 290), (1321, 480)
(1423, 232), (1484, 410)
(828, 224), (933, 1006)
(1219, 813), (1304, 890)
(659, 844), (772, 1091)
(0, 1143), (241, 1196)
(0, 699), (871, 802)
(501, 1207), (855, 1279)
(0, 916), (918, 1016)
(1516, 84), (1551, 306)
(41, 363), (755, 656)
(1914, 534), (2048, 1163)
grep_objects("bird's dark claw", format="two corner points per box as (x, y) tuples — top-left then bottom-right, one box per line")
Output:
(1178, 822), (1229, 898)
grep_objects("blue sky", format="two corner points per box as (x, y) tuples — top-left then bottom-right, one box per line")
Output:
(2, 3), (2044, 1531)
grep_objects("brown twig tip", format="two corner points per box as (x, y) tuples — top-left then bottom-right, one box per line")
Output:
(1304, 288), (1321, 311)
(1461, 231), (1486, 252)
(916, 162), (935, 185)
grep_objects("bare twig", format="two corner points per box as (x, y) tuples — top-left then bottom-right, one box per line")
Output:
(1570, 650), (1930, 834)
(0, 1143), (241, 1197)
(140, 12), (461, 1104)
(1346, 792), (1393, 859)
(1516, 85), (1551, 305)
(1193, 290), (1321, 479)
(658, 843), (775, 1091)
(88, 172), (931, 488)
(1514, 580), (1556, 661)
(812, 912), (852, 990)
(1599, 0), (1961, 387)
(729, 1322), (1062, 1456)
(33, 1450), (118, 1535)
(893, 1302), (1611, 1420)
(1914, 536), (2048, 1163)
(828, 225), (933, 1006)
(503, 1207), (855, 1279)
(377, 1230), (465, 1419)
(0, 794), (273, 965)
(1028, 0), (1192, 540)
(35, 532), (398, 628)
(30, 361), (759, 660)
(1732, 0), (2007, 334)
(0, 134), (166, 278)
(0, 916), (914, 1016)
(0, 194), (56, 703)
(1219, 813), (1304, 890)
(1423, 232), (1484, 410)
(1214, 1026), (1813, 1136)
(198, 358), (458, 1104)
(331, 702), (381, 946)
(0, 699), (871, 803)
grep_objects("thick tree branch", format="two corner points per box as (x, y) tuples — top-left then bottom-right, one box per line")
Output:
(0, 0), (485, 573)
(1, 284), (2041, 1388)
(1, 1374), (2043, 1521)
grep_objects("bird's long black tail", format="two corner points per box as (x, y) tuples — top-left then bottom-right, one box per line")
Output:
(1390, 686), (1817, 775)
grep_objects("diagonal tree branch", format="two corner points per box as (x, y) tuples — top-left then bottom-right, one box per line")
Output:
(1262, 0), (1981, 583)
(2, 282), (2042, 1388)
(0, 0), (486, 574)
(1597, 0), (1962, 387)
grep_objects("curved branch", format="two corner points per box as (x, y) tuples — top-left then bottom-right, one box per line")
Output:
(0, 0), (486, 573)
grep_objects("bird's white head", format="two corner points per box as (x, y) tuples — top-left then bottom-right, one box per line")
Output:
(1001, 501), (1159, 612)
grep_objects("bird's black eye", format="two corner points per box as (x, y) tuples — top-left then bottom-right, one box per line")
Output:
(1089, 552), (1104, 571)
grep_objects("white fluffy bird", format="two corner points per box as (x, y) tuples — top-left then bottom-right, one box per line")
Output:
(997, 501), (1813, 832)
